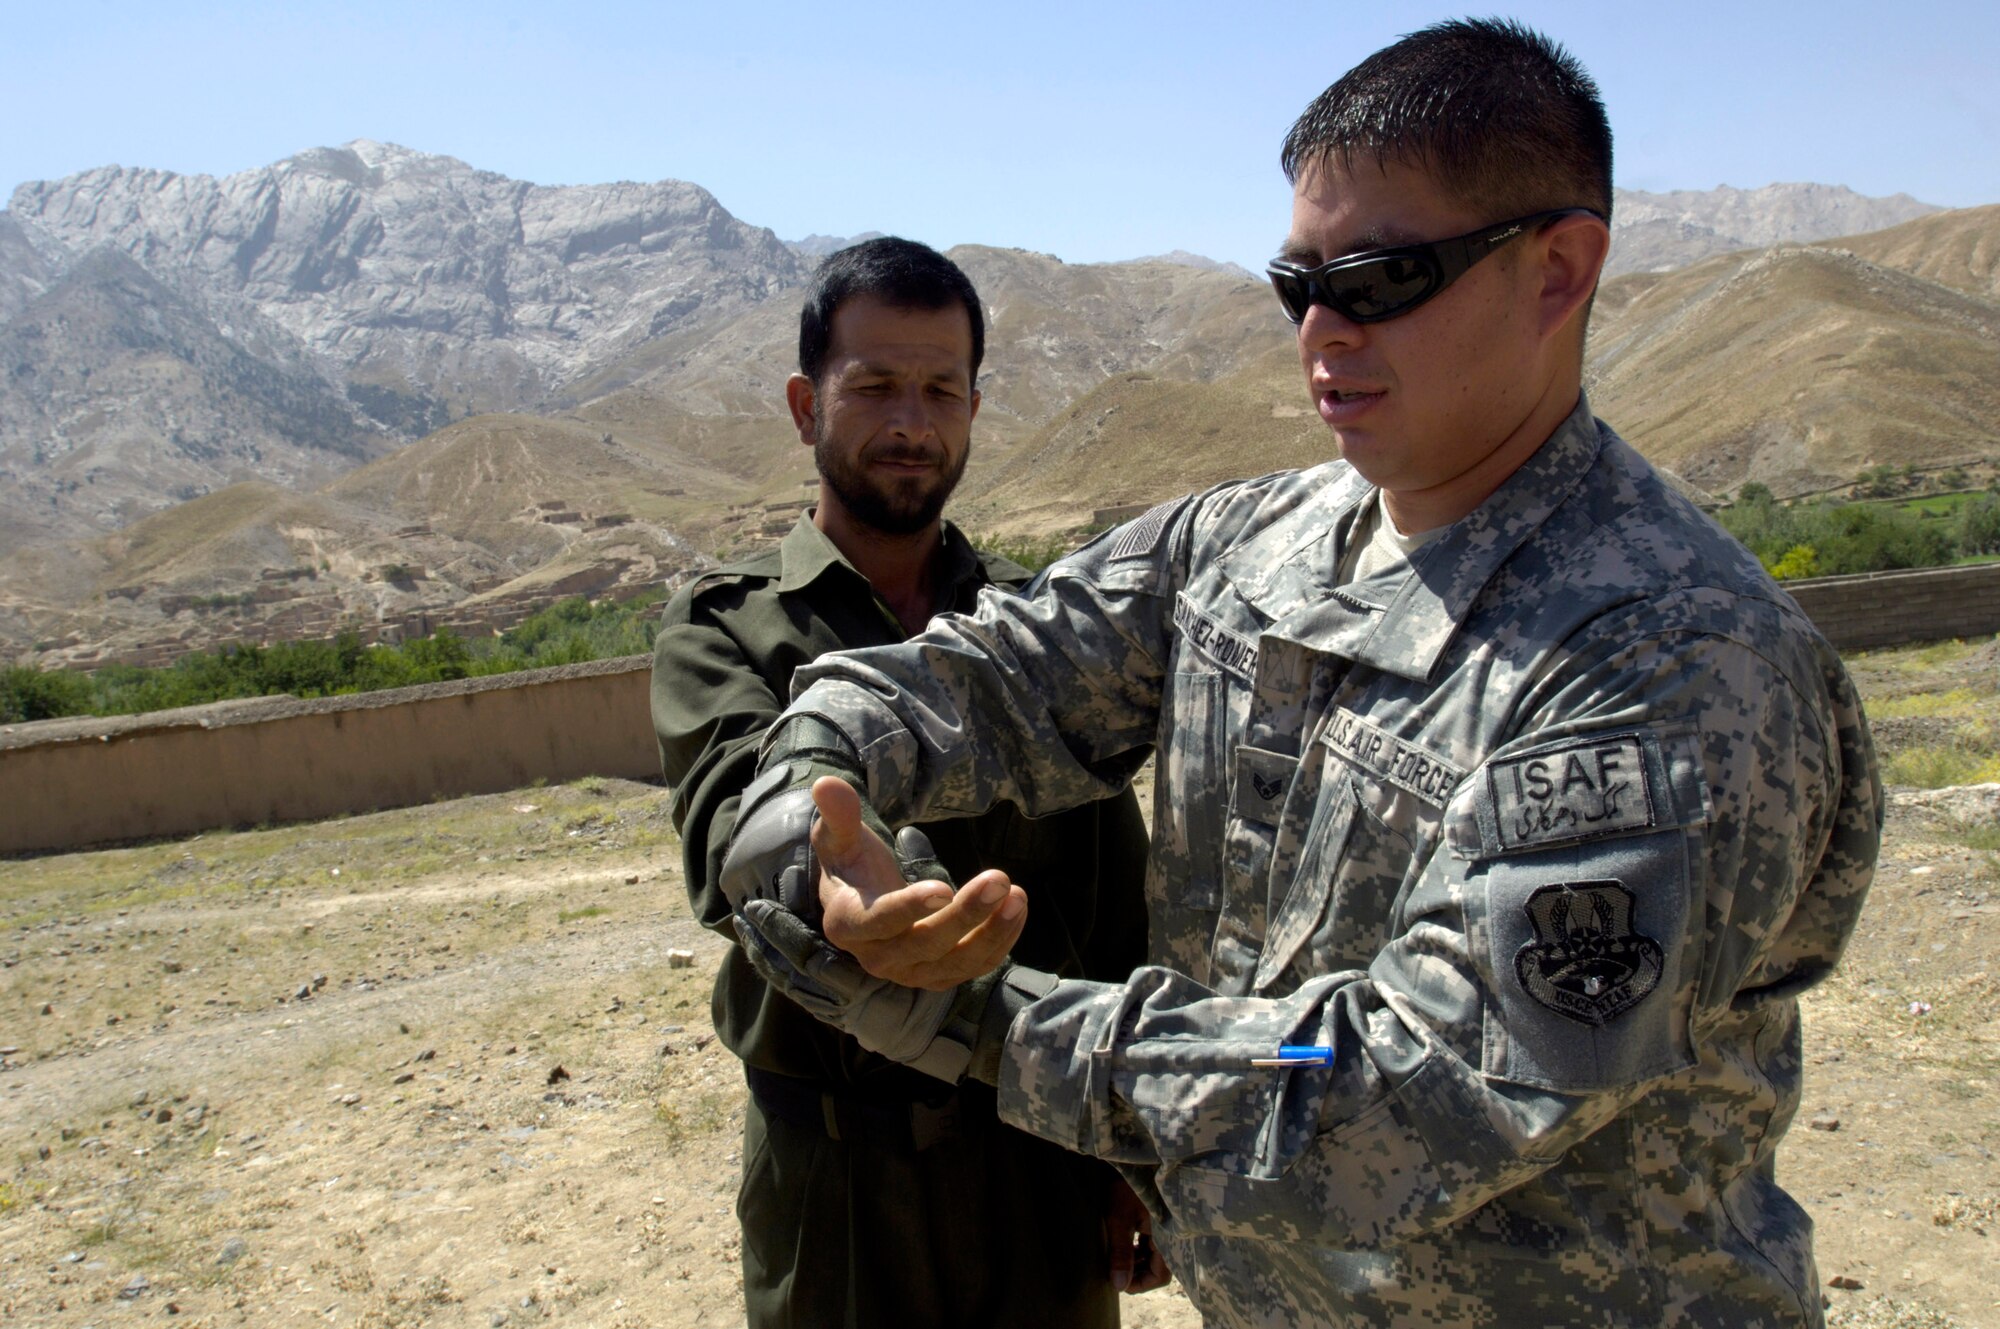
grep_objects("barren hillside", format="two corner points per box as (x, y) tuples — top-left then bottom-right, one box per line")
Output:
(4, 176), (1996, 664)
(1586, 242), (2000, 498)
(1829, 203), (2000, 303)
(956, 344), (1325, 536)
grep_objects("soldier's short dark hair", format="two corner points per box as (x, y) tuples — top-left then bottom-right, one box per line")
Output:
(1281, 18), (1613, 223)
(798, 237), (985, 386)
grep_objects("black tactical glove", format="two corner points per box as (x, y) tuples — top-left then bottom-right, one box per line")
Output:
(717, 714), (933, 919)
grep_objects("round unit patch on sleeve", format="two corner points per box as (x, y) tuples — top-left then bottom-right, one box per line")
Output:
(1514, 881), (1663, 1027)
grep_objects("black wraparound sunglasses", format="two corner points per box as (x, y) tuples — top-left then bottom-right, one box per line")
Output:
(1266, 207), (1602, 325)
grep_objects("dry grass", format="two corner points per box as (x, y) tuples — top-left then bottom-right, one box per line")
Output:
(1848, 638), (2000, 789)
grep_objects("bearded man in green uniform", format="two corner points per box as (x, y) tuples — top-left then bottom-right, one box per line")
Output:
(651, 237), (1163, 1328)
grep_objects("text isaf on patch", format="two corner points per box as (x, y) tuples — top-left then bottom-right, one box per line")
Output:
(1321, 707), (1465, 805)
(1173, 594), (1258, 681)
(1489, 735), (1651, 850)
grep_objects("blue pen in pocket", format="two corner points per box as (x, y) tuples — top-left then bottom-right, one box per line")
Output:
(1251, 1045), (1335, 1067)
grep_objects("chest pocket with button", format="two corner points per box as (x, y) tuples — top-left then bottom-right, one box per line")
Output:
(1252, 744), (1447, 996)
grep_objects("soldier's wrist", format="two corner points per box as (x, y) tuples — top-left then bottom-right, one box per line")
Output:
(963, 964), (1060, 1086)
(761, 712), (866, 786)
(757, 712), (906, 870)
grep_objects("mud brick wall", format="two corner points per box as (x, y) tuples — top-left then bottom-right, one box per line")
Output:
(0, 656), (659, 855)
(1784, 564), (2000, 652)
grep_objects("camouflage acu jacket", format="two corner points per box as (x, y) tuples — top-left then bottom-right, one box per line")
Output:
(780, 398), (1883, 1329)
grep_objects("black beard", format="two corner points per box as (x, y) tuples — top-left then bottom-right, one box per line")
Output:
(813, 423), (967, 536)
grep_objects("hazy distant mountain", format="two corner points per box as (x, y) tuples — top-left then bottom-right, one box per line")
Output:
(0, 175), (1287, 661)
(786, 231), (887, 259)
(1607, 183), (1941, 276)
(1115, 250), (1257, 280)
(0, 213), (58, 325)
(11, 142), (804, 413)
(0, 245), (384, 551)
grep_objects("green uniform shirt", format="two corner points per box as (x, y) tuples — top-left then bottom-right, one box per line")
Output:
(652, 513), (1151, 1100)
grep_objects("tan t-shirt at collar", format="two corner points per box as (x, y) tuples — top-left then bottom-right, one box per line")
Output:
(1337, 489), (1448, 587)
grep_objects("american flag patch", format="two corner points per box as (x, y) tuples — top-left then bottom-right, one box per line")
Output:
(1108, 497), (1187, 560)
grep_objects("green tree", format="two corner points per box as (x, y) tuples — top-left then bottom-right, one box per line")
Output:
(1768, 545), (1820, 580)
(1854, 464), (1904, 499)
(1954, 494), (2000, 556)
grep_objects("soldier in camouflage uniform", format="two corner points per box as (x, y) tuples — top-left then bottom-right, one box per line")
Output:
(722, 22), (1882, 1329)
(653, 238), (1159, 1327)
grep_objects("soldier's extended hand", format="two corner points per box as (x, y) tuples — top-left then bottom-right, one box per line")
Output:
(811, 776), (1027, 991)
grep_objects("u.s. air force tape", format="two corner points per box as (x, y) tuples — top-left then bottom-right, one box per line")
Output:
(1320, 707), (1466, 806)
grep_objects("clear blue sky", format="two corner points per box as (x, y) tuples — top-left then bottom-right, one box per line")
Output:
(4, 0), (1995, 271)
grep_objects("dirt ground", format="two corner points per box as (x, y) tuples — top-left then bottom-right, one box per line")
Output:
(2, 640), (1998, 1328)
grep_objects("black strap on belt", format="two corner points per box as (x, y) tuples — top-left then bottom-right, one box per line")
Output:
(745, 1065), (967, 1152)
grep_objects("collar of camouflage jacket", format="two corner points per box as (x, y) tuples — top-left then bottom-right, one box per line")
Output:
(1217, 394), (1605, 682)
(773, 510), (994, 599)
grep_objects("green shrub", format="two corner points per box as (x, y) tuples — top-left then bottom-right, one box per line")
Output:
(0, 664), (95, 722)
(1719, 497), (1954, 577)
(1855, 463), (1907, 499)
(1954, 495), (2000, 556)
(4, 589), (676, 721)
(478, 594), (664, 666)
(1768, 545), (1820, 580)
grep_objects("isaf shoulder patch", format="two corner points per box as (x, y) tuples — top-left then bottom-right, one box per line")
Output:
(1514, 881), (1664, 1026)
(1488, 734), (1650, 850)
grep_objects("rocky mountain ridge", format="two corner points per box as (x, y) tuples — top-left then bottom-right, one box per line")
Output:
(0, 142), (806, 552)
(9, 141), (805, 410)
(0, 144), (1986, 666)
(0, 230), (1279, 666)
(1607, 182), (1941, 275)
